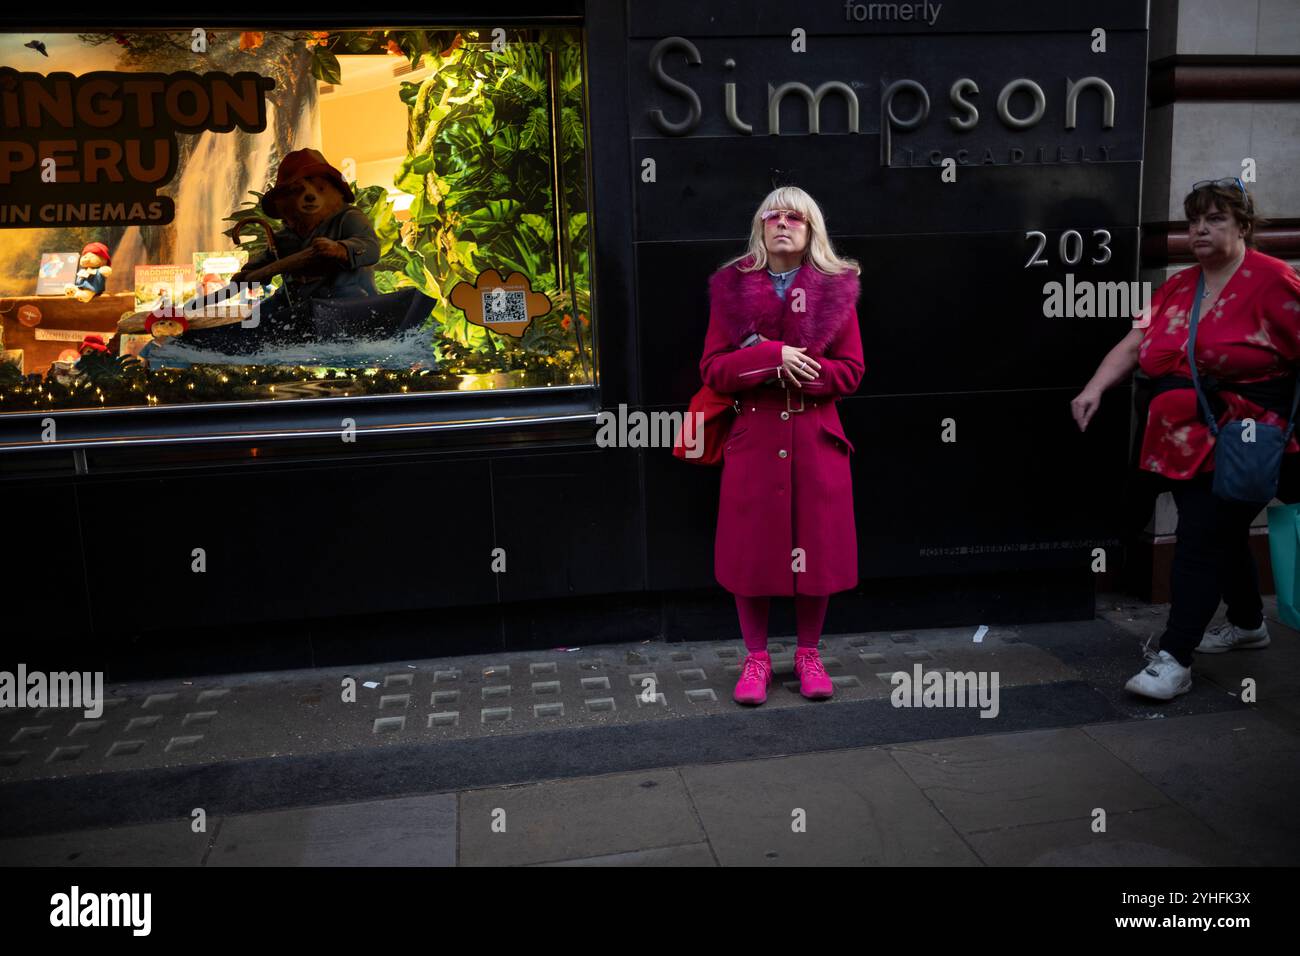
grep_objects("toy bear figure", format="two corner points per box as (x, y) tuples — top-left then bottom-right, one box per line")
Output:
(64, 242), (113, 303)
(144, 311), (188, 341)
(164, 148), (381, 357)
(78, 334), (110, 355)
(234, 147), (379, 300)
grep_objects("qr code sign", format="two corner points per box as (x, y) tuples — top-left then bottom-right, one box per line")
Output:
(482, 288), (528, 327)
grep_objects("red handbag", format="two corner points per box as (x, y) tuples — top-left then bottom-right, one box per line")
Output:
(672, 383), (741, 466)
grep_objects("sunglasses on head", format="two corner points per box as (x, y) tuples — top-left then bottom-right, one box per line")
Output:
(1191, 177), (1252, 211)
(760, 209), (807, 225)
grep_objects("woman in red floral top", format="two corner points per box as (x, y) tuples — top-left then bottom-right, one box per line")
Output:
(1072, 179), (1300, 701)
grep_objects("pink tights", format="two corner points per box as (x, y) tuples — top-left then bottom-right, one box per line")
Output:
(734, 593), (830, 652)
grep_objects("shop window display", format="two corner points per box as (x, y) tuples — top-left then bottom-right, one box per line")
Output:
(0, 26), (594, 412)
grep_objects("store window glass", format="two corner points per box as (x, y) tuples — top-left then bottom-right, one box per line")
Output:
(0, 26), (594, 413)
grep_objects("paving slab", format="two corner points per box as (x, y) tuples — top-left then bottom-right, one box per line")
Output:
(208, 793), (456, 866)
(1189, 619), (1300, 708)
(680, 749), (980, 866)
(915, 641), (1075, 686)
(888, 727), (1170, 833)
(0, 625), (1090, 785)
(1083, 711), (1300, 865)
(531, 843), (717, 866)
(0, 818), (205, 867)
(966, 804), (1244, 866)
(459, 768), (705, 866)
(0, 682), (1119, 841)
(1253, 693), (1300, 737)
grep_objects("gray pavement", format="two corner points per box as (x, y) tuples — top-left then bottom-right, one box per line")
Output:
(0, 626), (1080, 783)
(0, 592), (1297, 866)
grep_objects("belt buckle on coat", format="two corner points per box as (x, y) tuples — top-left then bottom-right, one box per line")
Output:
(782, 378), (805, 413)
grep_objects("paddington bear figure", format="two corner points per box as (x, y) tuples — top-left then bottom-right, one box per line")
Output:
(64, 242), (113, 303)
(247, 147), (380, 300)
(170, 148), (382, 357)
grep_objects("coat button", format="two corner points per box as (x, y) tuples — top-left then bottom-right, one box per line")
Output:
(780, 411), (790, 420)
(779, 449), (787, 458)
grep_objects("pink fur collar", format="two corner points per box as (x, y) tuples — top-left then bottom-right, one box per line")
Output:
(708, 255), (860, 354)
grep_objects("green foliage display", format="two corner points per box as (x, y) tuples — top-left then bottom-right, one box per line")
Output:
(220, 27), (594, 385)
(387, 28), (593, 379)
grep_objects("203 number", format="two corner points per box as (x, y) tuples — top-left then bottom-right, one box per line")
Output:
(1025, 229), (1112, 268)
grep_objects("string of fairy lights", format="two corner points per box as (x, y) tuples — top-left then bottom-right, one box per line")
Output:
(0, 349), (587, 411)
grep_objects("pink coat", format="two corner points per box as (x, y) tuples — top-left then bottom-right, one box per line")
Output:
(699, 255), (865, 596)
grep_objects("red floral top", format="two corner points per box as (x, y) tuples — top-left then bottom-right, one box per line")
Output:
(1138, 248), (1300, 479)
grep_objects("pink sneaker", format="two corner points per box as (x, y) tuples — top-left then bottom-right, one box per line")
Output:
(794, 648), (834, 700)
(734, 651), (772, 705)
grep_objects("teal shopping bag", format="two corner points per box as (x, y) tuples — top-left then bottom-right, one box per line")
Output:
(1267, 503), (1300, 630)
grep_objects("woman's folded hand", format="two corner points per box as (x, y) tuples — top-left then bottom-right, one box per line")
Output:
(781, 345), (821, 386)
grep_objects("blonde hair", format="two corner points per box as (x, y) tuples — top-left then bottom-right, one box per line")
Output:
(720, 186), (861, 276)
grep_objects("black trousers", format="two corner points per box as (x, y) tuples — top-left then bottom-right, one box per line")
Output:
(1128, 379), (1300, 665)
(1158, 473), (1266, 666)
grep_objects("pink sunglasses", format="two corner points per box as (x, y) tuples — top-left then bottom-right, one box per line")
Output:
(760, 209), (807, 225)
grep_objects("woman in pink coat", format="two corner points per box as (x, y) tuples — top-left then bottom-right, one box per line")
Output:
(698, 186), (865, 706)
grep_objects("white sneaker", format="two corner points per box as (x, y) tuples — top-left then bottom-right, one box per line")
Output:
(1124, 648), (1192, 700)
(1196, 620), (1271, 654)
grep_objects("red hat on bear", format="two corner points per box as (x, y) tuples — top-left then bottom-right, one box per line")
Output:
(261, 148), (354, 219)
(78, 334), (109, 354)
(143, 310), (189, 335)
(81, 241), (111, 266)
